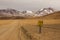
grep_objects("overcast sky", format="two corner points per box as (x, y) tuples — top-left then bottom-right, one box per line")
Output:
(0, 0), (60, 11)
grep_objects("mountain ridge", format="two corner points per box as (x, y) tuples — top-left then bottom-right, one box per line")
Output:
(0, 8), (58, 19)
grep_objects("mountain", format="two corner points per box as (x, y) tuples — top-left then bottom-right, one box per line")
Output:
(0, 8), (56, 19)
(19, 8), (54, 17)
(0, 9), (19, 17)
(43, 11), (60, 19)
(34, 8), (54, 17)
(0, 9), (25, 19)
(20, 10), (34, 17)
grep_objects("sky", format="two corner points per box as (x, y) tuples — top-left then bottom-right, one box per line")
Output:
(0, 0), (60, 11)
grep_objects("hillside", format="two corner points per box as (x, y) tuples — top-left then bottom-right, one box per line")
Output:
(43, 11), (60, 19)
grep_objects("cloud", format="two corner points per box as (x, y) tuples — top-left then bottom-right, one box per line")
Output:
(49, 0), (60, 10)
(0, 0), (60, 10)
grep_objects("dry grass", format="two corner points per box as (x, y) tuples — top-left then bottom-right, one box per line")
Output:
(0, 20), (15, 26)
(0, 18), (60, 25)
(43, 19), (60, 24)
(0, 19), (60, 40)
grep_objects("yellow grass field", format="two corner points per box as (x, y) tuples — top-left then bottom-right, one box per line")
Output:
(0, 19), (60, 40)
(0, 19), (60, 25)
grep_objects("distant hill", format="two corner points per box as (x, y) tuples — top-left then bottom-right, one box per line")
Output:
(43, 11), (60, 19)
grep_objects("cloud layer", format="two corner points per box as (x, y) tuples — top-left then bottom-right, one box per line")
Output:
(0, 0), (60, 11)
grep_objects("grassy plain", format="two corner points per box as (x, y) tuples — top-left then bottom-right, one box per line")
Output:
(0, 19), (60, 40)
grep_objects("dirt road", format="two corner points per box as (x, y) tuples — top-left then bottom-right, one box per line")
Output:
(0, 20), (20, 40)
